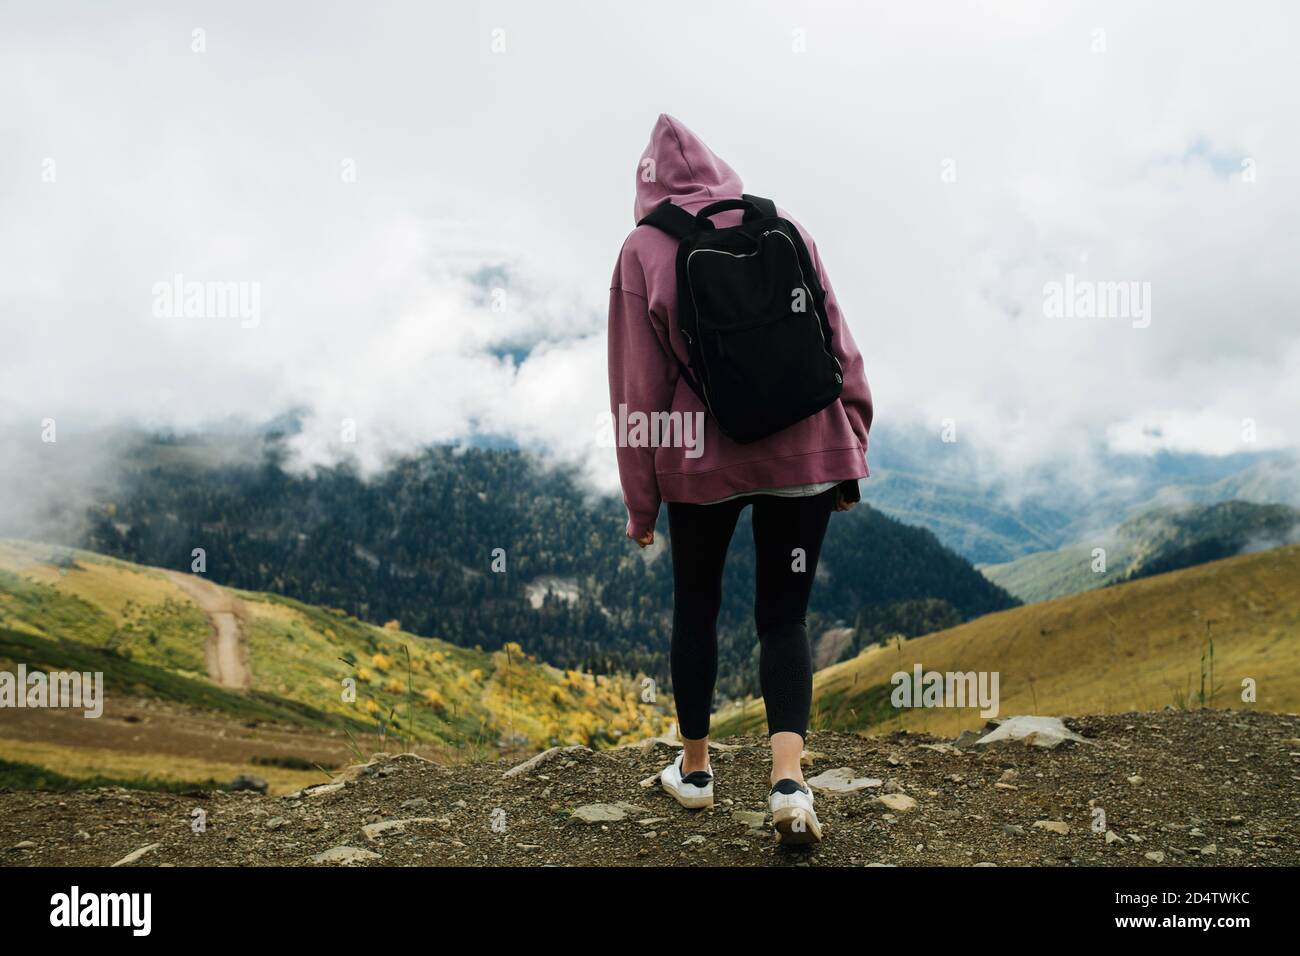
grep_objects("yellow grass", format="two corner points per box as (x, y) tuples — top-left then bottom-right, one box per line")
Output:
(0, 540), (181, 625)
(715, 543), (1300, 738)
(0, 738), (322, 796)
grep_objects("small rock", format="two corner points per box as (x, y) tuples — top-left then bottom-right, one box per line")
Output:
(732, 810), (766, 828)
(975, 715), (1091, 750)
(1105, 830), (1123, 845)
(111, 843), (161, 867)
(1127, 775), (1143, 785)
(303, 783), (345, 798)
(502, 745), (590, 779)
(265, 817), (286, 831)
(1001, 824), (1025, 836)
(570, 803), (628, 824)
(807, 767), (882, 794)
(361, 817), (446, 842)
(1144, 851), (1166, 863)
(311, 845), (380, 865)
(400, 798), (429, 810)
(1200, 844), (1217, 856)
(877, 793), (918, 812)
(361, 820), (405, 842)
(11, 841), (36, 850)
(917, 743), (961, 755)
(1033, 820), (1070, 835)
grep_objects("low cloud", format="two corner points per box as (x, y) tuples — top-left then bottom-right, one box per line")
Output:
(2, 0), (1297, 530)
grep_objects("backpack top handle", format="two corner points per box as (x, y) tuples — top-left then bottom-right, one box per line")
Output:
(638, 194), (778, 239)
(695, 193), (777, 225)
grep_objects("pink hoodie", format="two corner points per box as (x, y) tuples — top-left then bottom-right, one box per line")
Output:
(608, 114), (873, 538)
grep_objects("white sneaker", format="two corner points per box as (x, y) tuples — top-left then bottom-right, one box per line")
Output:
(769, 778), (823, 845)
(660, 752), (714, 809)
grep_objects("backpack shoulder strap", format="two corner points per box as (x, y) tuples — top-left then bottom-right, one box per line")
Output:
(741, 193), (777, 217)
(637, 200), (700, 240)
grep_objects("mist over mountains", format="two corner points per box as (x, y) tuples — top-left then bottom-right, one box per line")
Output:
(859, 425), (1298, 564)
(9, 410), (1293, 567)
(6, 405), (1296, 706)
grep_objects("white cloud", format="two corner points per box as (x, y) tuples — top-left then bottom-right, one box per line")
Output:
(1, 0), (1296, 510)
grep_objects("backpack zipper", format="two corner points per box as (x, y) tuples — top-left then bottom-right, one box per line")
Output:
(681, 244), (763, 421)
(682, 230), (843, 401)
(762, 229), (844, 383)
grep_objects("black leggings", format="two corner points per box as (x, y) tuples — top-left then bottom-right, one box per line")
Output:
(666, 486), (835, 741)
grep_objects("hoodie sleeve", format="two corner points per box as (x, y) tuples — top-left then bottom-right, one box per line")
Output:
(810, 239), (873, 458)
(608, 282), (677, 539)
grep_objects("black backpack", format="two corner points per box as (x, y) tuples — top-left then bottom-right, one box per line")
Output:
(638, 194), (843, 444)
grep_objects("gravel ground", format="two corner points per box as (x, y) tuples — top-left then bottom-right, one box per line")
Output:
(2, 710), (1296, 867)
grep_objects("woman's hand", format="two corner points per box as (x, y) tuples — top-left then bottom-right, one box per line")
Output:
(629, 528), (654, 548)
(833, 486), (856, 512)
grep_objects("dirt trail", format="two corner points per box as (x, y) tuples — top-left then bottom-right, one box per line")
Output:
(164, 571), (252, 690)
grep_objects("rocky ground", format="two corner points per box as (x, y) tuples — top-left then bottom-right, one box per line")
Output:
(2, 710), (1297, 867)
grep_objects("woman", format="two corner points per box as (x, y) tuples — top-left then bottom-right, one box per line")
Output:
(607, 114), (873, 844)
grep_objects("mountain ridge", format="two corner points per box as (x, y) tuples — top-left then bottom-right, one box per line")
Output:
(981, 500), (1300, 603)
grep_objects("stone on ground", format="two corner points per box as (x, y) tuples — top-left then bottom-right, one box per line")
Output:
(807, 767), (882, 794)
(311, 845), (381, 865)
(976, 716), (1091, 750)
(877, 793), (918, 812)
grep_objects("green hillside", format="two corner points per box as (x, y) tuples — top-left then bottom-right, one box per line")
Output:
(0, 540), (671, 792)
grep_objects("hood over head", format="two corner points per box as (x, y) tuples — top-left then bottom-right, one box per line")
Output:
(634, 113), (744, 222)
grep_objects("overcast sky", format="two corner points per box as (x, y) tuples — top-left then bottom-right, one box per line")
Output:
(3, 0), (1297, 504)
